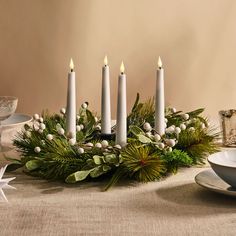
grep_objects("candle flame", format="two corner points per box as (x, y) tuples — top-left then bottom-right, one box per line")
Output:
(120, 61), (125, 73)
(104, 55), (108, 66)
(158, 56), (162, 68)
(70, 58), (74, 70)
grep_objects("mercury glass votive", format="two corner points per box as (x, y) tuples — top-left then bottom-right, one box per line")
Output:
(219, 109), (236, 146)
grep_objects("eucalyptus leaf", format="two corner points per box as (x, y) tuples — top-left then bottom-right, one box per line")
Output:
(93, 155), (102, 165)
(25, 160), (42, 171)
(65, 169), (94, 183)
(102, 165), (111, 172)
(90, 166), (104, 178)
(137, 134), (152, 143)
(104, 154), (117, 164)
(129, 125), (145, 136)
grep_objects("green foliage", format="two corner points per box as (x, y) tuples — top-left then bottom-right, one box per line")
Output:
(8, 94), (220, 190)
(162, 149), (193, 174)
(105, 144), (166, 190)
(176, 126), (220, 164)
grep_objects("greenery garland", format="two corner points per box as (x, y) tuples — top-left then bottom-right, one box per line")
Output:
(7, 94), (220, 190)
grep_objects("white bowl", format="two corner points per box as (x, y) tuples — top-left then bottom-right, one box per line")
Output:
(208, 150), (236, 188)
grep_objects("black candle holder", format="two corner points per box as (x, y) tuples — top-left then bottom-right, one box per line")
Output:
(99, 132), (116, 141)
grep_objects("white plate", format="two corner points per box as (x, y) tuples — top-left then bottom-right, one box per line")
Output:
(1, 113), (32, 127)
(195, 169), (236, 197)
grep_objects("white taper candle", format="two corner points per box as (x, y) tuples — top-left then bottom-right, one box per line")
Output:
(115, 61), (127, 147)
(101, 55), (111, 134)
(66, 58), (76, 139)
(155, 56), (165, 135)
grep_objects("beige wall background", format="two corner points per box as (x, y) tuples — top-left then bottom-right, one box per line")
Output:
(0, 0), (236, 123)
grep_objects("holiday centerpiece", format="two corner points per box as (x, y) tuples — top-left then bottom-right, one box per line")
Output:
(7, 57), (220, 190)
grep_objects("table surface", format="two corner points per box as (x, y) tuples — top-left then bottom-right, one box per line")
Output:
(0, 129), (236, 236)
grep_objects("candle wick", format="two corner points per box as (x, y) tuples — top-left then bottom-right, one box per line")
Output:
(121, 72), (124, 75)
(71, 69), (74, 72)
(159, 67), (162, 70)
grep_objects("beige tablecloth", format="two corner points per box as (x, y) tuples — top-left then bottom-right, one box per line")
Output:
(0, 128), (236, 236)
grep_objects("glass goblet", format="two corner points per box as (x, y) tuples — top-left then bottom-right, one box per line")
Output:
(0, 96), (18, 152)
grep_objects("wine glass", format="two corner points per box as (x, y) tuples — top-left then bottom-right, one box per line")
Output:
(0, 96), (18, 152)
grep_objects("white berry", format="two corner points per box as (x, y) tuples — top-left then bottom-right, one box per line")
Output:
(143, 122), (152, 132)
(166, 139), (176, 147)
(101, 140), (109, 148)
(82, 103), (88, 109)
(146, 132), (152, 138)
(39, 123), (46, 130)
(95, 125), (101, 130)
(34, 146), (41, 153)
(201, 123), (206, 129)
(158, 143), (165, 149)
(33, 114), (40, 120)
(167, 147), (173, 152)
(69, 138), (76, 146)
(114, 144), (122, 149)
(58, 128), (65, 135)
(164, 118), (168, 123)
(86, 142), (94, 147)
(94, 117), (98, 122)
(95, 143), (102, 148)
(166, 126), (175, 133)
(171, 107), (177, 113)
(78, 147), (84, 154)
(76, 115), (80, 120)
(175, 127), (181, 134)
(180, 124), (186, 130)
(38, 129), (44, 134)
(39, 117), (44, 123)
(154, 134), (161, 142)
(76, 125), (81, 132)
(60, 108), (66, 114)
(182, 113), (190, 120)
(33, 125), (39, 131)
(189, 127), (195, 132)
(80, 124), (84, 130)
(46, 134), (53, 141)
